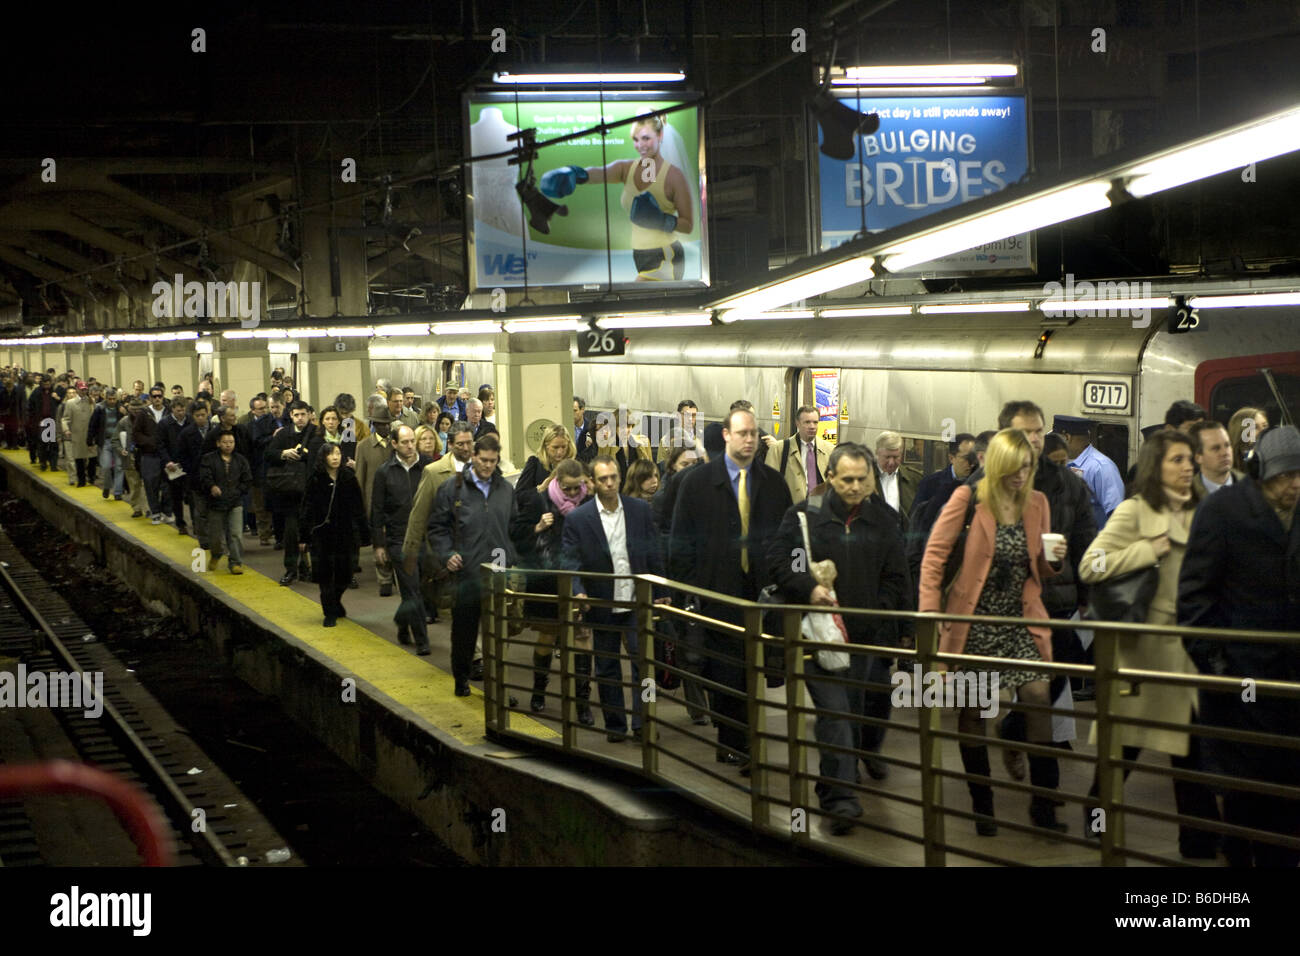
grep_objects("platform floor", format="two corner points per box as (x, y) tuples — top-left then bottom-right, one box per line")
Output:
(10, 451), (1227, 866)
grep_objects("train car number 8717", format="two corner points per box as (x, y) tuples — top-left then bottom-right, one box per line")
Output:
(1082, 380), (1129, 411)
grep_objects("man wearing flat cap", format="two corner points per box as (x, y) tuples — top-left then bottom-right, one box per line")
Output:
(1055, 414), (1124, 529)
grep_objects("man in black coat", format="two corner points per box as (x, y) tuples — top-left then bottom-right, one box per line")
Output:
(265, 401), (321, 585)
(371, 424), (434, 654)
(26, 375), (59, 470)
(573, 395), (599, 464)
(243, 396), (277, 544)
(1179, 424), (1300, 867)
(561, 455), (669, 742)
(159, 397), (192, 534)
(769, 443), (911, 833)
(669, 407), (792, 767)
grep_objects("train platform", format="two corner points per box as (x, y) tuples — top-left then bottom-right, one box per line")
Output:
(1, 450), (1230, 866)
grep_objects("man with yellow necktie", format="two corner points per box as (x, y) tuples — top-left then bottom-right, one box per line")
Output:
(669, 407), (791, 771)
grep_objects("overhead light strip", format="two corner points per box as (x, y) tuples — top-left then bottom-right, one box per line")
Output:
(1187, 291), (1300, 308)
(493, 71), (686, 85)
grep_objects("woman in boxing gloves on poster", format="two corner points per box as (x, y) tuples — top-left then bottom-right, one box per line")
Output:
(537, 113), (694, 281)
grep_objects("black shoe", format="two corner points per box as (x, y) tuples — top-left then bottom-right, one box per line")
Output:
(530, 693), (546, 712)
(454, 680), (471, 697)
(297, 562), (311, 582)
(416, 645), (432, 657)
(606, 730), (627, 743)
(716, 750), (745, 765)
(864, 756), (889, 781)
(397, 627), (412, 646)
(828, 803), (863, 836)
(102, 487), (110, 499)
(349, 575), (360, 589)
(279, 571), (296, 586)
(1030, 798), (1068, 832)
(336, 606), (347, 618)
(379, 583), (394, 597)
(76, 481), (86, 487)
(470, 658), (484, 681)
(576, 702), (595, 726)
(323, 616), (337, 627)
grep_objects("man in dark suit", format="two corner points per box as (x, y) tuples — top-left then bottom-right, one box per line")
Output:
(910, 433), (976, 525)
(466, 398), (498, 442)
(561, 455), (669, 742)
(670, 407), (792, 769)
(573, 395), (598, 463)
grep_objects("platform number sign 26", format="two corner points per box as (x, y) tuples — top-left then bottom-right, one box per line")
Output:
(577, 327), (625, 357)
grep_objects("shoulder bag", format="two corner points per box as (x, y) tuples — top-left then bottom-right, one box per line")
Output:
(940, 487), (979, 594)
(796, 505), (852, 672)
(1085, 563), (1160, 624)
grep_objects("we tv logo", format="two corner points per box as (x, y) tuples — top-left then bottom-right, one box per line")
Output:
(481, 253), (529, 277)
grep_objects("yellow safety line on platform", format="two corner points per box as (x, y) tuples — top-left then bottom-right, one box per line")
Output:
(7, 451), (558, 745)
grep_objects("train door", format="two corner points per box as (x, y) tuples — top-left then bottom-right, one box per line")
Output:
(1195, 352), (1300, 428)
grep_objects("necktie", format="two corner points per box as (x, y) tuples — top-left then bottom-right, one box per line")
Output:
(737, 467), (750, 572)
(805, 440), (818, 496)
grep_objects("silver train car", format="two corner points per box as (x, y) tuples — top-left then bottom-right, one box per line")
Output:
(370, 306), (1300, 475)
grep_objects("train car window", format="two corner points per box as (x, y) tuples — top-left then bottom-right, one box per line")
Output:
(1095, 423), (1130, 476)
(1210, 373), (1300, 429)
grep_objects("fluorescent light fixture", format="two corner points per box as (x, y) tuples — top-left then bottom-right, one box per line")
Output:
(195, 340), (214, 354)
(285, 329), (329, 338)
(840, 64), (1017, 85)
(917, 302), (1032, 314)
(1188, 292), (1300, 308)
(1125, 106), (1300, 198)
(221, 330), (254, 339)
(326, 326), (375, 337)
(374, 323), (431, 337)
(880, 182), (1111, 272)
(594, 313), (712, 329)
(502, 316), (584, 333)
(1039, 296), (1170, 312)
(493, 70), (685, 85)
(819, 306), (914, 318)
(721, 309), (816, 323)
(712, 257), (874, 315)
(430, 320), (502, 335)
(251, 328), (288, 338)
(154, 331), (197, 342)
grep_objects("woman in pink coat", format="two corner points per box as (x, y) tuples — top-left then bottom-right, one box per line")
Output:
(920, 428), (1068, 835)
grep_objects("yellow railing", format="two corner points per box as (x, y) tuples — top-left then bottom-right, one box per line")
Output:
(480, 565), (1300, 866)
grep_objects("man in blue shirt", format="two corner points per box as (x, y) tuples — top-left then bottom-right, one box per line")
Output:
(1055, 415), (1124, 529)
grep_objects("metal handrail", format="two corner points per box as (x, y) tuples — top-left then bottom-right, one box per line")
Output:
(480, 564), (1300, 867)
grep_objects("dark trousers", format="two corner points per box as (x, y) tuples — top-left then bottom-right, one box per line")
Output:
(39, 440), (57, 470)
(450, 582), (482, 683)
(593, 611), (641, 733)
(168, 475), (189, 530)
(73, 457), (87, 485)
(139, 452), (163, 515)
(1222, 792), (1300, 867)
(390, 542), (428, 649)
(805, 652), (871, 811)
(272, 493), (304, 571)
(857, 652), (894, 753)
(312, 543), (353, 618)
(702, 584), (756, 754)
(1089, 738), (1221, 852)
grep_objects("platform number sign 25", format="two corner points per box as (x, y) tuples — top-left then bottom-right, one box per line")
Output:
(577, 327), (625, 357)
(1168, 298), (1201, 334)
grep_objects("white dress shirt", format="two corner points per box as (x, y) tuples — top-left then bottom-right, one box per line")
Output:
(1200, 471), (1233, 494)
(880, 469), (900, 511)
(598, 496), (634, 606)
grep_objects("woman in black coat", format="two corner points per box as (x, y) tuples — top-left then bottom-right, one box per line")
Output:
(298, 443), (369, 627)
(511, 457), (593, 720)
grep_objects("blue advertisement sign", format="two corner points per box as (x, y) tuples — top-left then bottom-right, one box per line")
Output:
(818, 93), (1029, 255)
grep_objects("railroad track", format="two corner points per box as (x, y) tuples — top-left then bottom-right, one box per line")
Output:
(0, 527), (295, 866)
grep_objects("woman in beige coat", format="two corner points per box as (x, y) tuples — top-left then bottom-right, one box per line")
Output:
(1078, 428), (1220, 858)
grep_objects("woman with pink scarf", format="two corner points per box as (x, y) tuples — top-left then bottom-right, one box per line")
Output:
(511, 458), (593, 719)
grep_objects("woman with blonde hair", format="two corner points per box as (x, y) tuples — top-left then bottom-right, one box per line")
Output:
(1227, 406), (1269, 471)
(517, 422), (576, 491)
(413, 424), (442, 461)
(920, 428), (1068, 835)
(1078, 428), (1219, 856)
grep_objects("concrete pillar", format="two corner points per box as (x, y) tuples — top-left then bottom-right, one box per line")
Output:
(151, 343), (199, 395)
(211, 337), (272, 412)
(85, 344), (120, 388)
(297, 338), (367, 413)
(491, 332), (573, 471)
(301, 167), (368, 318)
(117, 347), (152, 394)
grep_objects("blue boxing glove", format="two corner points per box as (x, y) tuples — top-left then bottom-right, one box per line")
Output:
(538, 165), (588, 199)
(629, 191), (678, 233)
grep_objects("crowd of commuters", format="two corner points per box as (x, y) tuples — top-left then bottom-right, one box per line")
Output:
(4, 364), (1296, 862)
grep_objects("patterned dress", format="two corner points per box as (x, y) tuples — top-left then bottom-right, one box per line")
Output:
(964, 523), (1048, 689)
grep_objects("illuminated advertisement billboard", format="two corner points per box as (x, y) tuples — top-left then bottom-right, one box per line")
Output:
(465, 92), (708, 290)
(815, 91), (1032, 274)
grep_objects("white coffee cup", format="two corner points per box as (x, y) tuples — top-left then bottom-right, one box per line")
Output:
(1041, 532), (1066, 556)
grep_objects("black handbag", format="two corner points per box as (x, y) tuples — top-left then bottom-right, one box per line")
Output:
(940, 489), (978, 592)
(1085, 564), (1160, 623)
